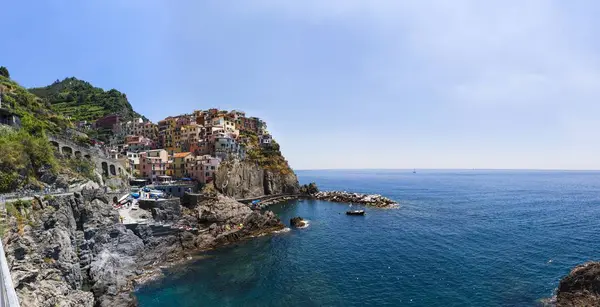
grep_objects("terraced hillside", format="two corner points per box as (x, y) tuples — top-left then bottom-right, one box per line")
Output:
(29, 77), (143, 122)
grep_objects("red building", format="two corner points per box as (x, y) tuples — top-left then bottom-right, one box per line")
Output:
(95, 114), (120, 130)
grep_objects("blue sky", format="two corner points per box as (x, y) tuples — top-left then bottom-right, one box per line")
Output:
(2, 1), (600, 170)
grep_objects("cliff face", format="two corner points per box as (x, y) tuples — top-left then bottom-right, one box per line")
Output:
(556, 262), (600, 306)
(3, 191), (284, 307)
(214, 159), (299, 199)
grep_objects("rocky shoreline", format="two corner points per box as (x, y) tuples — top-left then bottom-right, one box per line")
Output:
(552, 261), (600, 306)
(311, 191), (398, 208)
(2, 191), (285, 307)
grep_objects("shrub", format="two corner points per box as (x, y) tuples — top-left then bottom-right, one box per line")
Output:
(66, 158), (96, 182)
(0, 128), (58, 192)
(0, 66), (9, 78)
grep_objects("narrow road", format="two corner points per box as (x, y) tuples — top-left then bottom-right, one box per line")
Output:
(1, 192), (74, 204)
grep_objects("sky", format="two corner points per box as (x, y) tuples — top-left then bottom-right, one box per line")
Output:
(2, 1), (600, 170)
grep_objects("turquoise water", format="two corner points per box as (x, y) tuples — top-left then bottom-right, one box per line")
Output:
(136, 170), (600, 306)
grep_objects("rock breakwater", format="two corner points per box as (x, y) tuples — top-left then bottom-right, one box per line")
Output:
(312, 191), (398, 208)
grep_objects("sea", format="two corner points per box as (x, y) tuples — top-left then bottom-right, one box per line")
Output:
(135, 169), (600, 306)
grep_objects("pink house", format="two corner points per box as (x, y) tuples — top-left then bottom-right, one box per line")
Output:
(191, 155), (221, 184)
(139, 149), (169, 181)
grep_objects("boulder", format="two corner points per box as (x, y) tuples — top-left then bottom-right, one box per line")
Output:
(290, 217), (306, 228)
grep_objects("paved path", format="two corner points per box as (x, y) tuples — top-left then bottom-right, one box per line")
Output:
(0, 192), (74, 204)
(236, 194), (298, 203)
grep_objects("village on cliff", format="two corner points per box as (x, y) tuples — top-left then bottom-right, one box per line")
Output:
(75, 109), (272, 187)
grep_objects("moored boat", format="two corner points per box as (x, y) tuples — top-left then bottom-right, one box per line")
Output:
(346, 210), (365, 215)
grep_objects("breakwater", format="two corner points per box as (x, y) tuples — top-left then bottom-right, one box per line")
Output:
(312, 191), (398, 208)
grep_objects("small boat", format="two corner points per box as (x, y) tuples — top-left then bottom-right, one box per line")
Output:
(346, 210), (365, 216)
(413, 169), (416, 174)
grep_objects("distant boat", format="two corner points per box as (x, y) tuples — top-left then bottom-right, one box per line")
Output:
(346, 210), (365, 216)
(413, 169), (416, 174)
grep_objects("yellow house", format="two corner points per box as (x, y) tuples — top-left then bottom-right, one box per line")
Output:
(165, 156), (174, 177)
(173, 152), (194, 178)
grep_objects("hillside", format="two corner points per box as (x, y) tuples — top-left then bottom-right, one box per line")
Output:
(29, 77), (143, 122)
(0, 75), (95, 192)
(1, 76), (71, 134)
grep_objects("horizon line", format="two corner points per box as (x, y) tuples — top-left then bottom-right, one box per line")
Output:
(293, 168), (600, 172)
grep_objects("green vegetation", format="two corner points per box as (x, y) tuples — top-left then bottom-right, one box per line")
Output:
(29, 77), (144, 122)
(0, 76), (64, 192)
(0, 66), (9, 78)
(72, 134), (92, 147)
(5, 200), (32, 235)
(0, 74), (101, 192)
(66, 158), (98, 183)
(241, 131), (293, 175)
(1, 76), (71, 134)
(0, 127), (58, 192)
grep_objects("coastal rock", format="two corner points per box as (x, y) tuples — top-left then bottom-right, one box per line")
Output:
(214, 159), (299, 199)
(197, 195), (254, 224)
(264, 170), (300, 196)
(290, 217), (306, 228)
(312, 191), (398, 208)
(214, 160), (265, 199)
(300, 182), (319, 195)
(556, 262), (600, 306)
(4, 191), (285, 306)
(79, 180), (100, 191)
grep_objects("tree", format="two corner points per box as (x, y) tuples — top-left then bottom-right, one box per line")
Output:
(0, 66), (9, 78)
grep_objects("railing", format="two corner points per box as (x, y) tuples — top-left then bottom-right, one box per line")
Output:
(0, 209), (20, 306)
(0, 188), (70, 201)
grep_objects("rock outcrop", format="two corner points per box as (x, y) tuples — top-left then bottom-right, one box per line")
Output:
(3, 191), (284, 307)
(556, 262), (600, 306)
(290, 217), (306, 228)
(311, 191), (398, 208)
(214, 159), (299, 199)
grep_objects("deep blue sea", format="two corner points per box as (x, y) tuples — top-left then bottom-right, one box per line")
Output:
(135, 170), (600, 306)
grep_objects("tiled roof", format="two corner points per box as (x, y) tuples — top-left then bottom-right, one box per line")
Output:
(173, 152), (192, 158)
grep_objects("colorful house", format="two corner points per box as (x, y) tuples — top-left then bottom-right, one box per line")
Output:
(139, 149), (169, 181)
(214, 134), (245, 161)
(173, 152), (194, 179)
(191, 155), (221, 184)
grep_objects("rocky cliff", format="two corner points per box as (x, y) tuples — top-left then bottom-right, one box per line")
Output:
(556, 262), (600, 306)
(3, 191), (283, 306)
(214, 159), (299, 199)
